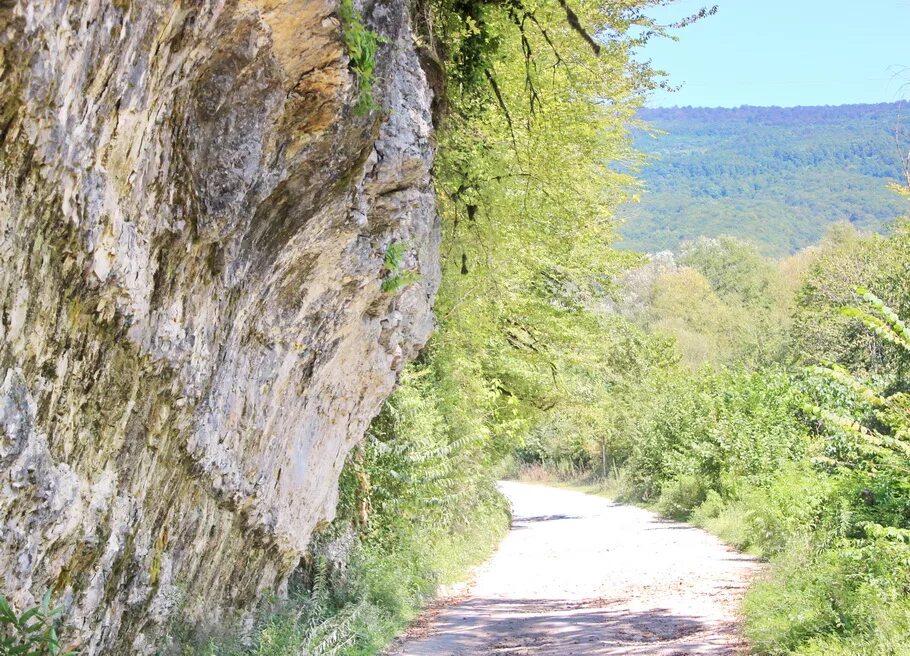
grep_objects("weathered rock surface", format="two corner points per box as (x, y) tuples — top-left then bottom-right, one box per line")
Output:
(0, 0), (439, 652)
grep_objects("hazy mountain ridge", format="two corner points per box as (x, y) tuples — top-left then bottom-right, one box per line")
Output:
(619, 102), (909, 255)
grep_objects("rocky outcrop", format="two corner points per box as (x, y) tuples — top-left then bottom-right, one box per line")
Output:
(0, 0), (439, 652)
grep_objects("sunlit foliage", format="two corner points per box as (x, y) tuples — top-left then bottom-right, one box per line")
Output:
(620, 104), (908, 255)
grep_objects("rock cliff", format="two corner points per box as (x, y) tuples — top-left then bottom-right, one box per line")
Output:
(0, 0), (439, 651)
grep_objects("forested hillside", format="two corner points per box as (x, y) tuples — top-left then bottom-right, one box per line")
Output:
(619, 103), (909, 254)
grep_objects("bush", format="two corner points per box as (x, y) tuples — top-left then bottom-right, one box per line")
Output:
(0, 593), (75, 656)
(624, 367), (809, 503)
(655, 474), (707, 520)
(690, 493), (755, 552)
(743, 465), (833, 557)
(689, 464), (832, 557)
(745, 536), (910, 655)
(745, 539), (844, 655)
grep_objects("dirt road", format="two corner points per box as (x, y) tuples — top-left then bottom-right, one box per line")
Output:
(387, 481), (759, 656)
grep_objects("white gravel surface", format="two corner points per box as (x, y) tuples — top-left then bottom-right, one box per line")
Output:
(387, 481), (760, 656)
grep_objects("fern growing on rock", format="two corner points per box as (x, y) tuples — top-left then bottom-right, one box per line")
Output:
(381, 242), (420, 293)
(338, 0), (383, 114)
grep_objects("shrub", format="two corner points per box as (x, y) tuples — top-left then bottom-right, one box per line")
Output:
(624, 367), (808, 503)
(690, 464), (832, 556)
(740, 465), (833, 557)
(744, 538), (845, 655)
(740, 288), (910, 654)
(0, 593), (75, 656)
(655, 474), (707, 520)
(691, 495), (754, 552)
(745, 536), (910, 655)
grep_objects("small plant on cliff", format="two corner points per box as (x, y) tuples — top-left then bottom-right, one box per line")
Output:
(381, 242), (420, 293)
(338, 0), (383, 114)
(0, 593), (76, 656)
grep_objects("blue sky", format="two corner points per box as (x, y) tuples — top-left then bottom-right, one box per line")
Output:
(639, 1), (910, 107)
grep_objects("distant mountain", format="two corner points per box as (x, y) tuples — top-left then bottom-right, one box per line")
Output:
(618, 103), (909, 255)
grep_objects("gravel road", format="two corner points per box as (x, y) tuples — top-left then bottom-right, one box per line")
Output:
(387, 481), (759, 656)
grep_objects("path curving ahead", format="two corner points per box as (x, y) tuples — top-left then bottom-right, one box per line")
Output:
(387, 481), (760, 656)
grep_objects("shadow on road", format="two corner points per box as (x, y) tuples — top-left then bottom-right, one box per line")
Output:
(388, 483), (757, 656)
(513, 513), (581, 525)
(393, 596), (741, 655)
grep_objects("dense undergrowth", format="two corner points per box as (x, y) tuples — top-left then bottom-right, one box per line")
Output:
(516, 225), (910, 655)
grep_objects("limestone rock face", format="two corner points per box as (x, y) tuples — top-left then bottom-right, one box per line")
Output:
(0, 0), (439, 651)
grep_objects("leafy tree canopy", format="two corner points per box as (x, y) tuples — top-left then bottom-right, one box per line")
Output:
(618, 103), (909, 255)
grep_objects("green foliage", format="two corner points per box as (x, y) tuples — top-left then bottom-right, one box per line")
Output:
(654, 473), (707, 520)
(692, 463), (833, 557)
(532, 225), (910, 654)
(793, 221), (910, 375)
(647, 266), (738, 366)
(381, 242), (407, 271)
(0, 593), (75, 656)
(340, 363), (506, 538)
(426, 0), (681, 104)
(231, 590), (362, 656)
(806, 288), (910, 464)
(513, 315), (678, 475)
(735, 290), (910, 654)
(617, 236), (796, 369)
(619, 103), (908, 255)
(409, 0), (694, 539)
(745, 534), (910, 656)
(623, 367), (809, 504)
(380, 243), (420, 293)
(339, 0), (383, 114)
(680, 236), (781, 306)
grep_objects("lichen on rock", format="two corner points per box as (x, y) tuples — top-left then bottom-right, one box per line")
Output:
(0, 0), (440, 651)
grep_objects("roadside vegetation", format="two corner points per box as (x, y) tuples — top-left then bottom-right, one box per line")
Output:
(512, 224), (910, 655)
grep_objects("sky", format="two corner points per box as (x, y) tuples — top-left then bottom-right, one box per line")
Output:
(639, 1), (910, 108)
